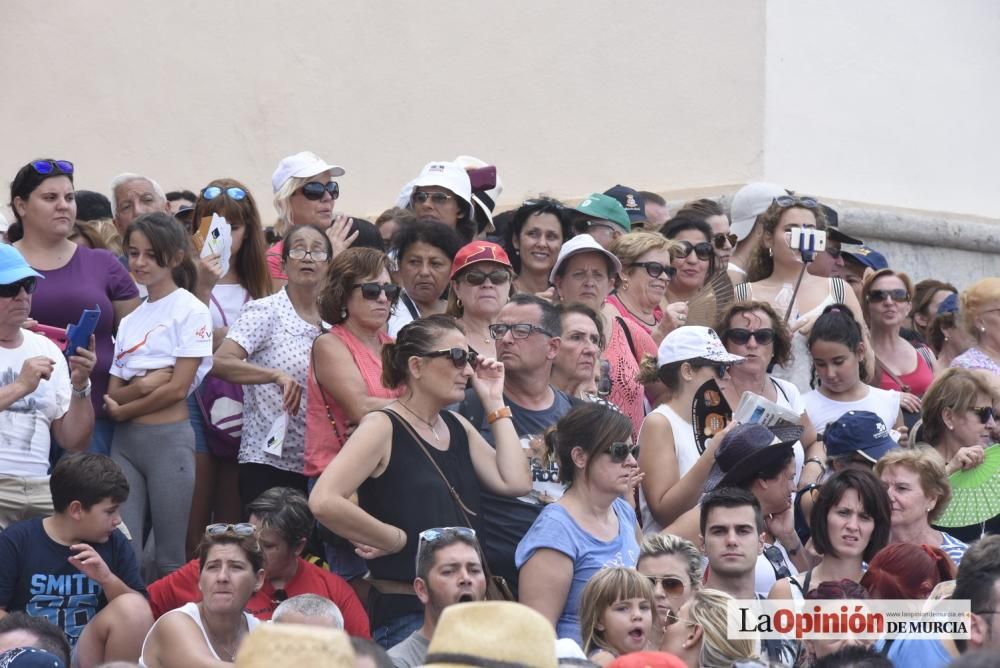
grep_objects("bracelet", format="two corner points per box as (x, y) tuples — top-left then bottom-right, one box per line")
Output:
(487, 406), (513, 425)
(393, 528), (405, 552)
(804, 457), (826, 474)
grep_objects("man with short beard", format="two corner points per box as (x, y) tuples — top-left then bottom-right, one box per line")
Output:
(387, 528), (487, 668)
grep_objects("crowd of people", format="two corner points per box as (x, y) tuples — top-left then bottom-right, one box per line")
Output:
(0, 154), (997, 668)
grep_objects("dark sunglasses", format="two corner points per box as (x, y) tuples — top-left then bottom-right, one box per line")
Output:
(488, 323), (554, 339)
(462, 269), (511, 286)
(202, 186), (247, 201)
(972, 406), (996, 424)
(205, 522), (256, 536)
(419, 526), (477, 544)
(300, 181), (340, 201)
(420, 347), (479, 369)
(30, 160), (74, 176)
(763, 545), (792, 580)
(0, 277), (38, 299)
(353, 282), (401, 301)
(725, 328), (775, 346)
(645, 575), (686, 597)
(712, 233), (738, 250)
(521, 198), (565, 212)
(868, 288), (909, 303)
(412, 191), (455, 205)
(824, 246), (842, 259)
(630, 261), (677, 279)
(773, 195), (818, 209)
(606, 441), (639, 463)
(694, 361), (732, 379)
(675, 241), (714, 261)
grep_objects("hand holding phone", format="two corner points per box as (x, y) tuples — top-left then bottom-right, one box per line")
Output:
(65, 305), (101, 358)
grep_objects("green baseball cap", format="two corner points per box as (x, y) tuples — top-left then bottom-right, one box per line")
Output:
(572, 193), (631, 232)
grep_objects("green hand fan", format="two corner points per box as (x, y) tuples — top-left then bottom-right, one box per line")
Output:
(936, 444), (1000, 528)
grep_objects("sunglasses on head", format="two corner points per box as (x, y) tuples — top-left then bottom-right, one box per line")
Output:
(419, 526), (477, 544)
(412, 191), (455, 205)
(972, 406), (996, 424)
(712, 233), (738, 250)
(462, 269), (511, 286)
(521, 198), (565, 212)
(30, 160), (74, 176)
(725, 328), (775, 346)
(630, 261), (677, 280)
(353, 282), (401, 301)
(205, 522), (256, 536)
(645, 575), (686, 597)
(0, 277), (37, 299)
(202, 186), (247, 201)
(606, 441), (639, 463)
(300, 181), (340, 201)
(488, 323), (554, 339)
(420, 347), (479, 369)
(773, 195), (818, 209)
(675, 240), (714, 261)
(868, 288), (909, 303)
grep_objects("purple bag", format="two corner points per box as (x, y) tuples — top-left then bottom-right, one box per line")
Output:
(194, 293), (246, 460)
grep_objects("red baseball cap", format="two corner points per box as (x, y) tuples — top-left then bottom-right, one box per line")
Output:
(450, 241), (513, 279)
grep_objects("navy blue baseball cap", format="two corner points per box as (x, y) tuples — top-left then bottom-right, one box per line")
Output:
(0, 648), (64, 668)
(937, 293), (959, 315)
(821, 204), (863, 245)
(603, 185), (646, 224)
(824, 410), (898, 463)
(842, 245), (889, 271)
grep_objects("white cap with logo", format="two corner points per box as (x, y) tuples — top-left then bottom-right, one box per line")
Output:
(272, 151), (345, 194)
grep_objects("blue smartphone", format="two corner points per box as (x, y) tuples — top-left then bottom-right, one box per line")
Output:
(64, 304), (101, 358)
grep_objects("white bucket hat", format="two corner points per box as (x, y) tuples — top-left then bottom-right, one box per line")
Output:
(395, 161), (474, 220)
(549, 233), (623, 284)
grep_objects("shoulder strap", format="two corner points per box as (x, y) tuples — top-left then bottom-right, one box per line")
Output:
(831, 277), (846, 304)
(734, 282), (752, 302)
(311, 335), (344, 443)
(915, 344), (936, 369)
(873, 355), (911, 394)
(209, 293), (229, 327)
(400, 292), (420, 319)
(802, 568), (813, 594)
(770, 377), (790, 403)
(615, 316), (639, 364)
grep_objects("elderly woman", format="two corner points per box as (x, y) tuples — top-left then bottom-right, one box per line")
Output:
(551, 303), (604, 400)
(637, 534), (702, 651)
(139, 526), (262, 667)
(920, 367), (1000, 541)
(551, 234), (657, 435)
(661, 215), (715, 305)
(211, 224), (331, 507)
(387, 221), (463, 337)
(504, 198), (573, 296)
(951, 277), (1000, 382)
(516, 403), (641, 646)
(607, 232), (686, 344)
(447, 241), (514, 356)
(738, 196), (870, 393)
(397, 161), (476, 243)
(874, 448), (968, 565)
(661, 589), (759, 668)
(8, 159), (140, 454)
(309, 314), (530, 648)
(676, 199), (735, 272)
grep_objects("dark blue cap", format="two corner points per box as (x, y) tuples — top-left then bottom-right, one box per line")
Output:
(937, 293), (959, 315)
(824, 410), (898, 463)
(820, 204), (863, 245)
(842, 245), (889, 271)
(0, 648), (65, 668)
(603, 185), (646, 224)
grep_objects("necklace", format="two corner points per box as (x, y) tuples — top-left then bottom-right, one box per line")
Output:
(398, 400), (442, 444)
(204, 619), (242, 661)
(616, 294), (656, 327)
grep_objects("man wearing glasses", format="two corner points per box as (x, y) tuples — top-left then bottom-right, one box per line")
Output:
(953, 535), (1000, 653)
(568, 193), (631, 249)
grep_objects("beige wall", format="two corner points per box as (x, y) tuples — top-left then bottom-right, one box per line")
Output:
(0, 1), (765, 220)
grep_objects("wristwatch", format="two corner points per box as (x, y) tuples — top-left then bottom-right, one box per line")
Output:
(72, 381), (92, 399)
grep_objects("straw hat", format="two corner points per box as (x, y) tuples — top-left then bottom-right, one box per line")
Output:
(424, 601), (558, 668)
(234, 622), (355, 668)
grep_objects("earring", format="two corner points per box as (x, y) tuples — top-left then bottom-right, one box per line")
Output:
(767, 247), (773, 258)
(340, 309), (347, 319)
(621, 280), (629, 292)
(927, 507), (933, 513)
(456, 298), (463, 308)
(981, 327), (987, 333)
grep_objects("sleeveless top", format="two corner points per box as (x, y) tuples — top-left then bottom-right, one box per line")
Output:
(139, 602), (258, 666)
(639, 403), (700, 534)
(607, 317), (656, 438)
(876, 346), (935, 397)
(303, 325), (401, 478)
(803, 386), (901, 436)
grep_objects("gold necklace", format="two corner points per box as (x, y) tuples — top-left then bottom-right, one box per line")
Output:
(398, 400), (442, 444)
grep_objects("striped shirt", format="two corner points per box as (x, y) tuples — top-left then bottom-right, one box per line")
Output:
(940, 531), (968, 566)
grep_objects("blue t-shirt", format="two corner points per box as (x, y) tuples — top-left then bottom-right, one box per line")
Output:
(0, 518), (145, 646)
(874, 637), (953, 667)
(514, 496), (640, 645)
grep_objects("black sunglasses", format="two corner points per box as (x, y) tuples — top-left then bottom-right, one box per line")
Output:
(412, 191), (455, 205)
(630, 261), (677, 280)
(353, 282), (401, 301)
(31, 160), (74, 176)
(773, 195), (818, 209)
(462, 270), (511, 286)
(300, 181), (340, 201)
(712, 233), (738, 250)
(420, 347), (479, 369)
(488, 323), (554, 339)
(606, 441), (639, 463)
(694, 361), (732, 379)
(868, 289), (909, 303)
(675, 241), (713, 262)
(0, 277), (38, 299)
(725, 328), (775, 346)
(972, 406), (996, 424)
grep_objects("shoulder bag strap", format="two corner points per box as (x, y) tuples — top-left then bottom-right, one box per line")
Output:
(615, 316), (639, 364)
(831, 277), (846, 304)
(770, 377), (790, 403)
(874, 355), (911, 394)
(311, 334), (344, 444)
(209, 293), (229, 327)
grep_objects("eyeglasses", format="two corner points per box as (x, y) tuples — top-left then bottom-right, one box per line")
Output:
(660, 611), (695, 627)
(206, 523), (256, 536)
(868, 289), (909, 303)
(645, 575), (686, 596)
(353, 282), (402, 301)
(630, 262), (677, 280)
(412, 191), (455, 205)
(773, 195), (818, 209)
(0, 277), (38, 299)
(462, 270), (511, 286)
(419, 526), (477, 544)
(725, 328), (775, 346)
(712, 233), (738, 250)
(300, 181), (340, 201)
(606, 441), (640, 463)
(30, 160), (74, 176)
(420, 347), (479, 369)
(971, 406), (996, 424)
(675, 241), (714, 262)
(488, 323), (555, 339)
(287, 248), (330, 261)
(202, 186), (247, 201)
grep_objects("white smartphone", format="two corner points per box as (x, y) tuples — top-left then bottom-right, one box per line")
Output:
(787, 227), (827, 253)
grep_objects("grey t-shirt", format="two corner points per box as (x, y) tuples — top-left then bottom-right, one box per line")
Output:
(388, 630), (430, 668)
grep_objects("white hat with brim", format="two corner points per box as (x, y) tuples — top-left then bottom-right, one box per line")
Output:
(396, 161), (475, 221)
(271, 151), (345, 194)
(549, 233), (623, 284)
(730, 182), (787, 242)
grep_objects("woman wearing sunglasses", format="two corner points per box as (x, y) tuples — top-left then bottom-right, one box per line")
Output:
(397, 161), (477, 243)
(675, 199), (736, 273)
(8, 159), (141, 454)
(637, 534), (702, 651)
(661, 588), (759, 668)
(660, 215), (716, 305)
(516, 403), (641, 646)
(446, 241), (514, 357)
(185, 178), (273, 558)
(310, 314), (530, 648)
(505, 197), (573, 297)
(738, 196), (870, 393)
(607, 232), (687, 344)
(211, 224), (332, 508)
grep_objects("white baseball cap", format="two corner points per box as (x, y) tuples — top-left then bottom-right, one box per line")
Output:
(549, 233), (623, 284)
(729, 182), (787, 242)
(271, 151), (345, 194)
(657, 326), (744, 367)
(396, 161), (474, 220)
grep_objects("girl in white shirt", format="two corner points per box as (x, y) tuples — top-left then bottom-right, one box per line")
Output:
(106, 211), (213, 577)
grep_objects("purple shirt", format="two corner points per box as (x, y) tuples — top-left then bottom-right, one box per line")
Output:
(28, 246), (139, 419)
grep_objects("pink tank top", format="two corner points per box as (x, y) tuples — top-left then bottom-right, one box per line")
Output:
(877, 348), (935, 397)
(303, 325), (401, 478)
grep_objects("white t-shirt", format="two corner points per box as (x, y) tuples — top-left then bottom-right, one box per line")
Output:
(111, 288), (213, 395)
(803, 385), (901, 436)
(0, 330), (71, 478)
(209, 283), (250, 329)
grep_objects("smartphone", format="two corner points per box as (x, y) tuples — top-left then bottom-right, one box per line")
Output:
(467, 166), (497, 193)
(64, 305), (101, 358)
(787, 227), (827, 253)
(597, 360), (612, 398)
